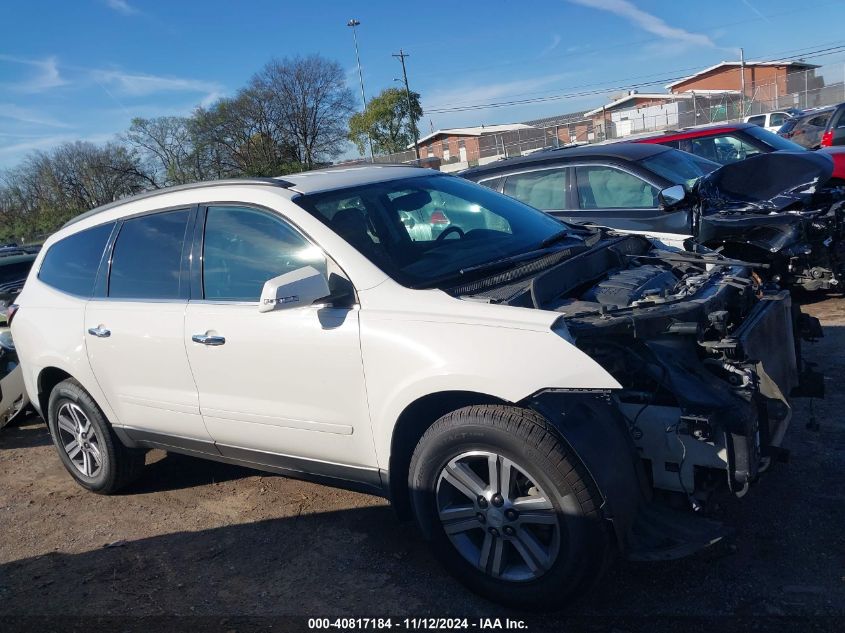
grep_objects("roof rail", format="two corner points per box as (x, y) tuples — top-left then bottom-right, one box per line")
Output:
(62, 177), (294, 229)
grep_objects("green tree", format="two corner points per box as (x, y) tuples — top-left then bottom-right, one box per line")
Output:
(348, 87), (422, 156)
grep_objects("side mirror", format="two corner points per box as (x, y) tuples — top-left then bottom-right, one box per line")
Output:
(259, 266), (330, 313)
(658, 184), (687, 209)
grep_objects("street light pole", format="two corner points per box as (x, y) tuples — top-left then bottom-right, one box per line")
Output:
(347, 19), (375, 161)
(393, 48), (421, 161)
(740, 47), (746, 118)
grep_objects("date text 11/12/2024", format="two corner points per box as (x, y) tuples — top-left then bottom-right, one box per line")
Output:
(307, 618), (529, 630)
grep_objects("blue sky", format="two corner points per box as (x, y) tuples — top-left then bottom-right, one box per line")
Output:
(2, 0), (845, 166)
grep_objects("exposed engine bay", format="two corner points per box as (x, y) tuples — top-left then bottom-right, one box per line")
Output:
(449, 231), (822, 507)
(694, 152), (845, 292)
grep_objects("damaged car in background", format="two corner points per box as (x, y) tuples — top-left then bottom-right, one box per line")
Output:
(0, 252), (34, 428)
(462, 144), (845, 291)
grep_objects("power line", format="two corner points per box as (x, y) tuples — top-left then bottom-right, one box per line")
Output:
(423, 44), (845, 115)
(409, 1), (844, 82)
(423, 41), (845, 111)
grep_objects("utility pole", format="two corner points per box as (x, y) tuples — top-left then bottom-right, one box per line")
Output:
(740, 48), (746, 119)
(347, 19), (375, 161)
(393, 48), (421, 161)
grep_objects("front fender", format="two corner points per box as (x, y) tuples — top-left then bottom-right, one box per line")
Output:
(524, 390), (647, 550)
(361, 315), (620, 469)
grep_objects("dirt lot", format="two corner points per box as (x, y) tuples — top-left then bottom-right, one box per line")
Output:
(1, 296), (844, 632)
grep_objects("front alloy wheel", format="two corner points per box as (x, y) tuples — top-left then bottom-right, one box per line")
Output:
(437, 451), (560, 581)
(409, 405), (610, 609)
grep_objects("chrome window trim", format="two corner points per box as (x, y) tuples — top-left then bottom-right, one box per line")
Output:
(193, 202), (360, 307)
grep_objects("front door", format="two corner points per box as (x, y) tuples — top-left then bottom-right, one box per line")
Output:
(183, 205), (375, 472)
(85, 208), (210, 441)
(556, 164), (691, 235)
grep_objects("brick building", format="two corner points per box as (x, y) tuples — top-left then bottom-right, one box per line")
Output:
(585, 92), (698, 138)
(666, 60), (821, 108)
(523, 111), (594, 146)
(414, 124), (537, 165)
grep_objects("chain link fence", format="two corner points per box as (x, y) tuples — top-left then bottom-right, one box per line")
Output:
(367, 61), (845, 169)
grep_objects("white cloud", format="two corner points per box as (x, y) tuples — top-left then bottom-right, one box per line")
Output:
(0, 135), (73, 163)
(422, 73), (578, 128)
(0, 133), (116, 166)
(91, 69), (223, 99)
(0, 103), (71, 128)
(104, 0), (139, 15)
(540, 34), (562, 57)
(0, 54), (68, 93)
(568, 0), (715, 48)
(741, 0), (770, 22)
(424, 73), (573, 111)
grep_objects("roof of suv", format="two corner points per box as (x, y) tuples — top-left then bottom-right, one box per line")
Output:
(461, 142), (671, 178)
(282, 164), (434, 194)
(64, 165), (434, 228)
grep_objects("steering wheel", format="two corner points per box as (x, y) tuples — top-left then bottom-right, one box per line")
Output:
(435, 226), (465, 241)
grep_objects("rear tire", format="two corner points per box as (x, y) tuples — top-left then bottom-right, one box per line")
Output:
(409, 405), (610, 610)
(47, 378), (145, 494)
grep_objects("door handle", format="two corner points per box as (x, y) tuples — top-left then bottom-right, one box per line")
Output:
(87, 326), (111, 338)
(192, 333), (226, 346)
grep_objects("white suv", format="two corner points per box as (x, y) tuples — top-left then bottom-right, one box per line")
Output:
(11, 166), (810, 608)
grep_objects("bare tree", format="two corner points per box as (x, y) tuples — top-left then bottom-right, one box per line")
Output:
(191, 88), (300, 177)
(0, 52), (355, 241)
(252, 55), (355, 168)
(0, 141), (151, 241)
(125, 116), (197, 187)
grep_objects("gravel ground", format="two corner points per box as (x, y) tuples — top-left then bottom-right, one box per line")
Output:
(1, 296), (843, 632)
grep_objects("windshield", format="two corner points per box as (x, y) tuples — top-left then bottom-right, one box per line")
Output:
(743, 125), (806, 152)
(639, 149), (719, 188)
(294, 174), (579, 288)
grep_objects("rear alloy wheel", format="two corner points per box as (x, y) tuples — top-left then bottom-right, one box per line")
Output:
(409, 405), (610, 609)
(47, 378), (145, 494)
(437, 450), (560, 581)
(55, 402), (104, 478)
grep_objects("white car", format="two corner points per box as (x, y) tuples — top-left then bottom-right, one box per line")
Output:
(744, 111), (794, 134)
(11, 166), (810, 607)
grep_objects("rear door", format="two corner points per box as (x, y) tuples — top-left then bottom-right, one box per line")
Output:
(85, 208), (211, 442)
(500, 167), (570, 213)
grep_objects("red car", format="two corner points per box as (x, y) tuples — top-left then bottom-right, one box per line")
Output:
(630, 122), (845, 183)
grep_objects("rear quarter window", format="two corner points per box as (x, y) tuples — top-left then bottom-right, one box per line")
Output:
(38, 223), (115, 297)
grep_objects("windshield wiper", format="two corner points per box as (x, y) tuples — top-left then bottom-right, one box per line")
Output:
(411, 242), (583, 290)
(538, 229), (572, 249)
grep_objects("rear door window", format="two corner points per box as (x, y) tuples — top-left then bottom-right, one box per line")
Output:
(108, 210), (190, 299)
(502, 168), (567, 210)
(575, 165), (658, 209)
(38, 223), (115, 297)
(747, 115), (766, 127)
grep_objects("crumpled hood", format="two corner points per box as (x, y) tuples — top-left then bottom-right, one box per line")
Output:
(695, 151), (836, 213)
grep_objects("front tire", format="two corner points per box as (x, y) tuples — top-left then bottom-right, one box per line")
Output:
(47, 378), (145, 494)
(409, 405), (610, 610)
